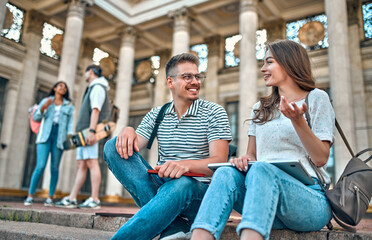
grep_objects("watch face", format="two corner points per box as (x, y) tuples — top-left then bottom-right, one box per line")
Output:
(136, 60), (153, 82)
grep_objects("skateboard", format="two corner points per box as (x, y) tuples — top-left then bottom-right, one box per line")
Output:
(63, 121), (116, 150)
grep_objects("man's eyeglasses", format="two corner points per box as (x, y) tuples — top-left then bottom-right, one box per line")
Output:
(170, 73), (206, 83)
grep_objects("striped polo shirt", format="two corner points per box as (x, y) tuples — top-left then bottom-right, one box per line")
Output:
(136, 99), (232, 165)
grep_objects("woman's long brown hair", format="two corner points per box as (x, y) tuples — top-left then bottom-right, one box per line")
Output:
(251, 40), (316, 124)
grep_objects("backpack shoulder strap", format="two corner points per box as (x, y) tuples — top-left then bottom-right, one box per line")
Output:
(305, 90), (354, 158)
(147, 102), (171, 149)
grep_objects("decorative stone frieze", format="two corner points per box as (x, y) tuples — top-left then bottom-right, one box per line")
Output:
(240, 0), (258, 13)
(347, 0), (361, 26)
(205, 35), (221, 57)
(24, 10), (47, 35)
(66, 0), (93, 19)
(263, 19), (286, 43)
(118, 26), (137, 48)
(82, 38), (97, 59)
(168, 7), (189, 33)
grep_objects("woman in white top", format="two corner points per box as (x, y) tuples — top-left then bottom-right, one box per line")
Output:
(24, 81), (74, 206)
(190, 40), (335, 240)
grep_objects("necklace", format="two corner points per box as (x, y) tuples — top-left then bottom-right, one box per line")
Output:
(285, 95), (306, 103)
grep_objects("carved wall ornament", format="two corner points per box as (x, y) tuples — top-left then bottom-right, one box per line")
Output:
(51, 34), (64, 56)
(135, 60), (153, 83)
(100, 57), (116, 78)
(298, 21), (325, 47)
(4, 8), (13, 30)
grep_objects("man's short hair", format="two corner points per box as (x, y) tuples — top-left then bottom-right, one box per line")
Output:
(165, 53), (199, 78)
(86, 64), (102, 77)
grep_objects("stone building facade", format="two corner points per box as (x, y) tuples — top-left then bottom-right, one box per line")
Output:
(0, 0), (371, 202)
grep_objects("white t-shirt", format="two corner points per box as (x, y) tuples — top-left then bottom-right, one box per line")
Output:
(53, 105), (61, 123)
(89, 78), (107, 111)
(248, 88), (335, 183)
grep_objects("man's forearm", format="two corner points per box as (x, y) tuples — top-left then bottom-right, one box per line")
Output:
(89, 108), (100, 130)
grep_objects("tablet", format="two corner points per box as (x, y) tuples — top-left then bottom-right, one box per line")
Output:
(208, 160), (314, 185)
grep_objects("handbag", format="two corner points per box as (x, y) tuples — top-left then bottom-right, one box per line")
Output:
(305, 93), (372, 232)
(29, 104), (42, 134)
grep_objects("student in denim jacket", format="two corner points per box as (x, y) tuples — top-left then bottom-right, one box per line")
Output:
(24, 81), (74, 207)
(191, 40), (335, 240)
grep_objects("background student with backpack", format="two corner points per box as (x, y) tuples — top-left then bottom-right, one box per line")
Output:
(24, 81), (74, 206)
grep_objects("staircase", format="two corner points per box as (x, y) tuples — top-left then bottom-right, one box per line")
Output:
(1, 201), (372, 240)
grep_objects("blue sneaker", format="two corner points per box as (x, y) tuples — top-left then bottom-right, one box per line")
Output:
(44, 198), (54, 207)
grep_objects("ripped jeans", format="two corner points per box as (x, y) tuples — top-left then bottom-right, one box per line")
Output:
(191, 162), (332, 240)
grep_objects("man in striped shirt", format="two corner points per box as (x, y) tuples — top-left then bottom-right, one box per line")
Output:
(104, 53), (232, 240)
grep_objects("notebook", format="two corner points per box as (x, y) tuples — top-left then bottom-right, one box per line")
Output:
(208, 159), (314, 185)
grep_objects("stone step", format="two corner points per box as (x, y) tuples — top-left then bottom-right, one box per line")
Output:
(1, 206), (372, 240)
(0, 220), (115, 240)
(0, 207), (132, 232)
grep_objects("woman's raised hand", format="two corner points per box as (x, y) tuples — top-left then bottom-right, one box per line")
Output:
(280, 96), (308, 122)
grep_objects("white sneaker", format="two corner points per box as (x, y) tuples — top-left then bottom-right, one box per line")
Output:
(55, 196), (78, 208)
(24, 197), (33, 206)
(78, 197), (101, 209)
(161, 231), (191, 240)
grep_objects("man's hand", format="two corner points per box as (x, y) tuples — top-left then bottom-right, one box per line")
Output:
(86, 132), (97, 145)
(116, 127), (140, 159)
(154, 161), (190, 179)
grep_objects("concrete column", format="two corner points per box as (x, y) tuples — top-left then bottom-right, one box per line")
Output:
(347, 0), (369, 151)
(263, 19), (286, 43)
(105, 26), (137, 197)
(169, 7), (190, 56)
(0, 80), (18, 187)
(48, 38), (97, 194)
(0, 0), (7, 32)
(238, 0), (258, 156)
(325, 0), (356, 179)
(57, 0), (93, 95)
(146, 49), (171, 167)
(4, 10), (46, 188)
(204, 35), (221, 104)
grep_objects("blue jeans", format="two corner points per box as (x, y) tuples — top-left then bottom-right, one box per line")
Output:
(29, 124), (63, 196)
(191, 162), (332, 240)
(103, 137), (209, 240)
